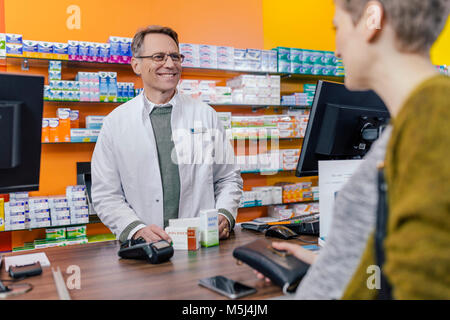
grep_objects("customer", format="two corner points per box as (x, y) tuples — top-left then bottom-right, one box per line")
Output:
(255, 0), (450, 300)
(91, 26), (243, 244)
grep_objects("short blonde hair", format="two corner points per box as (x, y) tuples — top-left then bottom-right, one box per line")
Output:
(131, 25), (179, 57)
(337, 0), (450, 53)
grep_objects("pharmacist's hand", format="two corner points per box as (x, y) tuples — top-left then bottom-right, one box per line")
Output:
(133, 225), (172, 244)
(218, 215), (231, 240)
(253, 242), (317, 283)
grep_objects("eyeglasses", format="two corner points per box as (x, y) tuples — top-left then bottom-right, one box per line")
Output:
(135, 52), (185, 64)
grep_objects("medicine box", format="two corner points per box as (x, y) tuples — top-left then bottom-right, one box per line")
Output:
(46, 227), (66, 240)
(70, 129), (100, 143)
(165, 226), (200, 250)
(199, 209), (219, 247)
(85, 116), (105, 129)
(0, 34), (6, 57)
(66, 225), (87, 239)
(6, 43), (22, 57)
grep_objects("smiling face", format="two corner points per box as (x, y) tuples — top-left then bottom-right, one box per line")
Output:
(131, 33), (182, 94)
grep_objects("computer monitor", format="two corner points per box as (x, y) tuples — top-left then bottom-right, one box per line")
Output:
(296, 80), (390, 177)
(0, 73), (44, 193)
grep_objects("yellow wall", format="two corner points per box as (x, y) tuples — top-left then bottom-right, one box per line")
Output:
(431, 16), (450, 66)
(262, 0), (449, 65)
(262, 0), (336, 51)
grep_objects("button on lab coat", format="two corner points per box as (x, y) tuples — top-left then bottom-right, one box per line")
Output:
(91, 92), (243, 239)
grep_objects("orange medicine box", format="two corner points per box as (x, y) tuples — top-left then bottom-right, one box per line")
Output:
(187, 227), (200, 251)
(48, 118), (60, 142)
(41, 118), (50, 143)
(57, 108), (71, 142)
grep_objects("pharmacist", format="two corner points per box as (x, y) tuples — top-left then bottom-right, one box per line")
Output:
(91, 25), (243, 244)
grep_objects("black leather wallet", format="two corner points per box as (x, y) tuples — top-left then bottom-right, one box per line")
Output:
(233, 239), (310, 294)
(9, 261), (42, 279)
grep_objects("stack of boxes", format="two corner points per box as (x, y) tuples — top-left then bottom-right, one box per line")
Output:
(66, 186), (89, 225)
(268, 202), (319, 220)
(4, 195), (28, 230)
(199, 45), (218, 69)
(19, 40), (69, 60)
(281, 84), (316, 107)
(226, 75), (280, 105)
(41, 108), (76, 143)
(45, 80), (81, 102)
(33, 225), (88, 249)
(68, 41), (114, 63)
(108, 36), (132, 64)
(277, 181), (315, 203)
(180, 44), (277, 72)
(0, 187), (89, 232)
(198, 80), (217, 103)
(48, 60), (62, 81)
(49, 196), (71, 226)
(76, 71), (100, 102)
(42, 108), (79, 143)
(165, 209), (219, 250)
(28, 197), (51, 228)
(1, 187), (89, 232)
(117, 82), (136, 102)
(303, 84), (317, 106)
(235, 149), (297, 173)
(4, 33), (22, 58)
(274, 47), (345, 76)
(279, 149), (300, 171)
(99, 71), (118, 102)
(239, 186), (283, 208)
(217, 46), (235, 70)
(230, 114), (307, 140)
(177, 80), (233, 104)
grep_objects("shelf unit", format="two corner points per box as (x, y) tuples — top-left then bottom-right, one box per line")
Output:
(2, 54), (334, 251)
(1, 199), (317, 233)
(6, 56), (345, 82)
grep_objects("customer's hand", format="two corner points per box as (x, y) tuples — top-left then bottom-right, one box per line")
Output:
(133, 224), (172, 244)
(253, 241), (318, 283)
(218, 215), (231, 240)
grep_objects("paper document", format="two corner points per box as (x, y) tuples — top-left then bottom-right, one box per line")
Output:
(319, 160), (362, 240)
(4, 252), (51, 272)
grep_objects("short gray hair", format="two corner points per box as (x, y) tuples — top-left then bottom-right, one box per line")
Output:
(337, 0), (450, 53)
(131, 25), (179, 57)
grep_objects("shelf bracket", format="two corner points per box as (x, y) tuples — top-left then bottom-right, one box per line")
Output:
(21, 58), (29, 71)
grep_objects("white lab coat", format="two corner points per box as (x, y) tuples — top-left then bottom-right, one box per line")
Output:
(91, 92), (243, 239)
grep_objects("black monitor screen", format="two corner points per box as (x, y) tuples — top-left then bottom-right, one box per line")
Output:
(0, 73), (44, 193)
(296, 80), (389, 177)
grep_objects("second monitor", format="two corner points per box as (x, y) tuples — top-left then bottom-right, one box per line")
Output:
(296, 80), (390, 177)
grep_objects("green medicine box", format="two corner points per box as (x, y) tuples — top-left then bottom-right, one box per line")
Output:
(45, 227), (66, 240)
(66, 225), (87, 239)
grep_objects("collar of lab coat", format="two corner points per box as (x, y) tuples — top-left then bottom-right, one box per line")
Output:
(142, 89), (180, 116)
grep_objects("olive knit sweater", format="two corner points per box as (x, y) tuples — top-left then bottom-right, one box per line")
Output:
(343, 75), (450, 299)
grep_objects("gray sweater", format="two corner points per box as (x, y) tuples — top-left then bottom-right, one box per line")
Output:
(294, 126), (392, 300)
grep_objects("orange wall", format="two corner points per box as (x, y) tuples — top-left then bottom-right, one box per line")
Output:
(5, 0), (264, 48)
